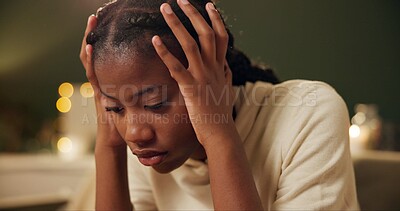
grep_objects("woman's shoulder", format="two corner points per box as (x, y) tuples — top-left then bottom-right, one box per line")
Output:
(251, 79), (346, 109)
(237, 79), (347, 112)
(235, 79), (350, 127)
(234, 79), (350, 149)
(273, 79), (342, 98)
(248, 80), (351, 165)
(264, 80), (350, 153)
(264, 79), (349, 126)
(274, 79), (335, 88)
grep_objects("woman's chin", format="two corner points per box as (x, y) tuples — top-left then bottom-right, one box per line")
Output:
(152, 166), (174, 174)
(151, 157), (188, 174)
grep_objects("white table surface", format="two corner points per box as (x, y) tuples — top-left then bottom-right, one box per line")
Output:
(0, 153), (94, 209)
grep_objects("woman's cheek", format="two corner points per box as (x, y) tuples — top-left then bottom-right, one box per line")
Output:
(112, 115), (128, 141)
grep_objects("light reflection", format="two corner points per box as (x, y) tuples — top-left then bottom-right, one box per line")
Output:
(59, 82), (74, 98)
(57, 137), (73, 153)
(349, 124), (361, 138)
(56, 97), (72, 113)
(352, 112), (366, 125)
(80, 82), (94, 98)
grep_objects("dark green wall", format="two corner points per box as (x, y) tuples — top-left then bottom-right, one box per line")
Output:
(217, 0), (400, 122)
(0, 0), (104, 122)
(0, 0), (399, 127)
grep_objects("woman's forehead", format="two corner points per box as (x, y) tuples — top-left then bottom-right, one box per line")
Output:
(98, 83), (172, 103)
(94, 56), (176, 100)
(95, 55), (170, 83)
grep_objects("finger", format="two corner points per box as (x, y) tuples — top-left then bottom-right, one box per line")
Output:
(160, 3), (203, 73)
(224, 60), (235, 106)
(224, 60), (233, 87)
(206, 3), (229, 63)
(80, 15), (97, 64)
(152, 35), (194, 85)
(85, 44), (100, 96)
(177, 0), (216, 63)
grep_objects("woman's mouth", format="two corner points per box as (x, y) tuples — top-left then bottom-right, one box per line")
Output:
(133, 150), (168, 166)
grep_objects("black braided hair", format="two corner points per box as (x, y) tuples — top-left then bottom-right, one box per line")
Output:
(87, 0), (279, 86)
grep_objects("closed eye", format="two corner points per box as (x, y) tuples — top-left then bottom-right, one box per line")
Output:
(105, 107), (124, 114)
(144, 101), (166, 111)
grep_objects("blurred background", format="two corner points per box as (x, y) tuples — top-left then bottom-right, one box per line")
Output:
(0, 0), (399, 210)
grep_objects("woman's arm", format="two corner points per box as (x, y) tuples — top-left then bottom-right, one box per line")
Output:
(203, 120), (263, 210)
(80, 16), (132, 211)
(152, 1), (263, 210)
(95, 146), (132, 211)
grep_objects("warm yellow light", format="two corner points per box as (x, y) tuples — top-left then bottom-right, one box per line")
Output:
(57, 137), (73, 153)
(80, 82), (94, 98)
(56, 97), (72, 113)
(59, 82), (74, 98)
(349, 124), (361, 138)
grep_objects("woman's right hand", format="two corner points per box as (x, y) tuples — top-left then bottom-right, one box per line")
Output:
(79, 15), (126, 148)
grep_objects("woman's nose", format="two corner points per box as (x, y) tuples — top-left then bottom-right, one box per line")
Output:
(124, 123), (155, 146)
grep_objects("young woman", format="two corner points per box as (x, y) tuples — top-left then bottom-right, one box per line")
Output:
(79, 0), (359, 210)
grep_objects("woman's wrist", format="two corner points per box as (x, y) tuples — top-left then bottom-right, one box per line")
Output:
(95, 142), (127, 157)
(199, 118), (242, 151)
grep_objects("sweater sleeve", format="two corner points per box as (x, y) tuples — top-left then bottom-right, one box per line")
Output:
(271, 81), (359, 210)
(127, 150), (158, 210)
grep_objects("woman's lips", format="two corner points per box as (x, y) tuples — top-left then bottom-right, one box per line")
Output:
(133, 150), (168, 166)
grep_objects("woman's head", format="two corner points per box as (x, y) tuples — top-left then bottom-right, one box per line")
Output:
(87, 0), (279, 173)
(88, 0), (218, 173)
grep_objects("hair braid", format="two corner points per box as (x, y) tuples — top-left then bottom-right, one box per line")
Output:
(127, 12), (166, 28)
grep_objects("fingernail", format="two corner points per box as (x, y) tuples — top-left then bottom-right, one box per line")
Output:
(153, 36), (162, 46)
(86, 45), (90, 55)
(207, 2), (216, 10)
(163, 4), (173, 14)
(180, 0), (190, 5)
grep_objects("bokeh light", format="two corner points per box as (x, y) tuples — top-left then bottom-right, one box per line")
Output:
(58, 82), (74, 98)
(57, 137), (73, 153)
(56, 97), (72, 113)
(349, 124), (361, 138)
(80, 82), (94, 98)
(351, 112), (366, 125)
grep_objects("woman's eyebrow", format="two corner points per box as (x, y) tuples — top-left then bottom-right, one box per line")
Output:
(132, 85), (162, 97)
(99, 88), (119, 100)
(99, 85), (163, 100)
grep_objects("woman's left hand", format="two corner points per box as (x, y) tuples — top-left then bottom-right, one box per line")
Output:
(152, 0), (235, 146)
